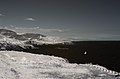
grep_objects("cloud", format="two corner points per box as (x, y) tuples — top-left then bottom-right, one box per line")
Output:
(40, 28), (63, 33)
(14, 27), (64, 33)
(0, 13), (4, 16)
(32, 27), (64, 33)
(75, 34), (120, 40)
(3, 26), (65, 34)
(25, 18), (35, 21)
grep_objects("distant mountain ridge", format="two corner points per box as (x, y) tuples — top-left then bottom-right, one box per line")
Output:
(0, 29), (17, 37)
(0, 29), (45, 40)
(0, 29), (72, 50)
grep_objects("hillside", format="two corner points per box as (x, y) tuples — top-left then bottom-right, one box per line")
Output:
(0, 51), (119, 79)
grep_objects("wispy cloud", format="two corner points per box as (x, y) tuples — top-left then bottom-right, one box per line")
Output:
(31, 27), (64, 32)
(74, 34), (120, 40)
(25, 17), (36, 21)
(14, 27), (64, 33)
(0, 13), (4, 16)
(2, 26), (65, 34)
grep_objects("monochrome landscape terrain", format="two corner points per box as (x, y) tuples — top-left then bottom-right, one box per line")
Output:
(0, 29), (120, 79)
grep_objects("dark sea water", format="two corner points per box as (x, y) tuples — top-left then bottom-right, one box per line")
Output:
(18, 41), (120, 72)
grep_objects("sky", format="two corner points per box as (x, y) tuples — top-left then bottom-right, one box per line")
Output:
(0, 0), (120, 40)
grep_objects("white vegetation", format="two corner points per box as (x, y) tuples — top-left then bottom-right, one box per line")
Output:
(0, 35), (31, 49)
(0, 51), (119, 79)
(0, 35), (24, 45)
(0, 29), (73, 50)
(31, 36), (71, 44)
(0, 32), (72, 49)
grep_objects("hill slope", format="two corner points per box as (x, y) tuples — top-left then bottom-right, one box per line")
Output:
(0, 29), (71, 50)
(0, 51), (119, 79)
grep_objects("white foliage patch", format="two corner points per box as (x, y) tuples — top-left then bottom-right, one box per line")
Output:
(0, 51), (119, 79)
